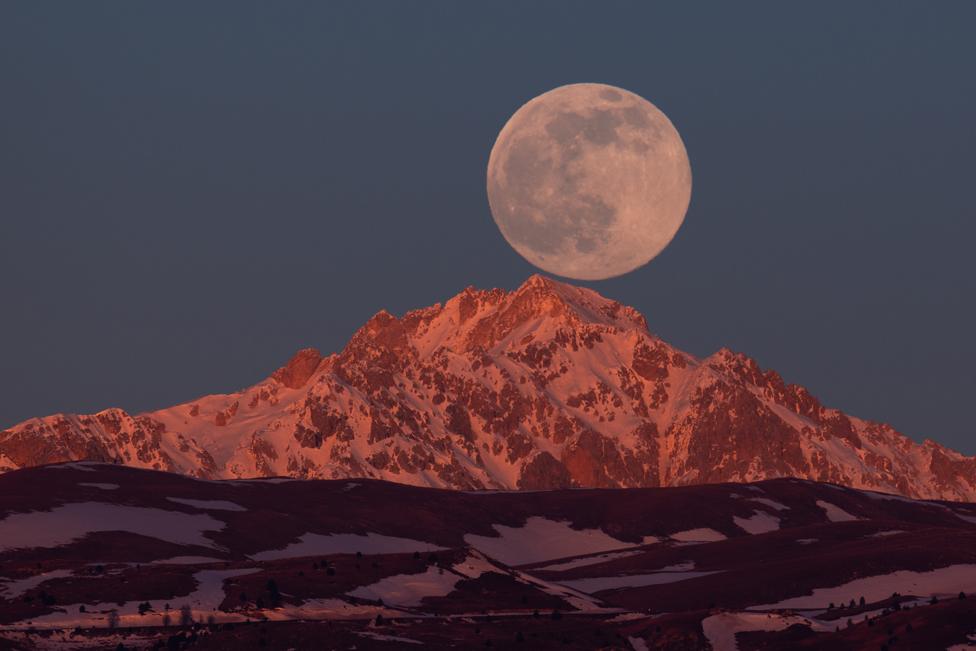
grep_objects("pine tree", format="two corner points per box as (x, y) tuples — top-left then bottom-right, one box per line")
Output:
(266, 579), (281, 607)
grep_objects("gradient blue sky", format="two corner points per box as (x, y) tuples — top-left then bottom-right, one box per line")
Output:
(2, 2), (974, 453)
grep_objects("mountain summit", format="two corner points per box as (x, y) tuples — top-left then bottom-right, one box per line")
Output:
(2, 275), (974, 500)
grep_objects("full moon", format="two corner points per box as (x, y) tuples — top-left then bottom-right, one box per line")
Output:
(487, 83), (691, 280)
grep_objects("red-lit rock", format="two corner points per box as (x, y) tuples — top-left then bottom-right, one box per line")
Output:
(1, 276), (973, 500)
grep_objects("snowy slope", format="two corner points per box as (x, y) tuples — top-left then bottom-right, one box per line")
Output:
(2, 275), (974, 500)
(3, 464), (976, 649)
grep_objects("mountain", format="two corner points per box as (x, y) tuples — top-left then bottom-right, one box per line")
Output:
(2, 463), (976, 649)
(2, 275), (974, 500)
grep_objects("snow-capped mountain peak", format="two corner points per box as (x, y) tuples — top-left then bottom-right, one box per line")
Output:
(2, 277), (974, 501)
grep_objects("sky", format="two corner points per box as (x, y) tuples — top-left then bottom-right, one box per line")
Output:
(1, 2), (974, 453)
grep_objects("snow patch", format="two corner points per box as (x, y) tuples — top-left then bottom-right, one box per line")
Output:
(859, 489), (918, 504)
(748, 497), (790, 511)
(251, 532), (445, 561)
(464, 517), (633, 566)
(658, 561), (696, 571)
(954, 512), (976, 525)
(628, 636), (650, 651)
(6, 568), (259, 629)
(946, 632), (976, 651)
(0, 502), (224, 551)
(702, 611), (813, 651)
(815, 500), (859, 522)
(670, 528), (727, 543)
(754, 564), (976, 610)
(238, 477), (296, 484)
(46, 462), (98, 472)
(451, 552), (504, 579)
(609, 612), (653, 622)
(356, 631), (423, 645)
(536, 550), (643, 572)
(734, 511), (781, 534)
(166, 497), (246, 512)
(0, 569), (74, 598)
(347, 566), (460, 606)
(150, 556), (226, 565)
(557, 570), (722, 594)
(269, 598), (406, 622)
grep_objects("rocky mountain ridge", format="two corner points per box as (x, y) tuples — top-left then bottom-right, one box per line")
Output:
(2, 274), (974, 500)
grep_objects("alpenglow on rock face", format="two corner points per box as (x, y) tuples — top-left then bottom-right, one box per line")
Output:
(2, 275), (974, 500)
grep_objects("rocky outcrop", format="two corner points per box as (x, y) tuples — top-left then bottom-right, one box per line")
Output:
(271, 348), (325, 389)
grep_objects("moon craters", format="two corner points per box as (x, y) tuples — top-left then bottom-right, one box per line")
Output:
(487, 83), (691, 280)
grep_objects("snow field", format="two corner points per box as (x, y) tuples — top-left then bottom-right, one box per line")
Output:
(733, 511), (781, 534)
(464, 517), (638, 565)
(250, 531), (445, 561)
(0, 502), (224, 551)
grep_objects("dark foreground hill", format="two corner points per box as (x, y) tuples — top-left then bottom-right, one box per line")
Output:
(2, 463), (976, 649)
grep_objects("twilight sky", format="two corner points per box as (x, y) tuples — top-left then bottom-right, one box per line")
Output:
(1, 2), (974, 453)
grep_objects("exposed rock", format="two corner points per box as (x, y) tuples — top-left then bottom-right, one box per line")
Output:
(1, 275), (974, 501)
(271, 348), (324, 389)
